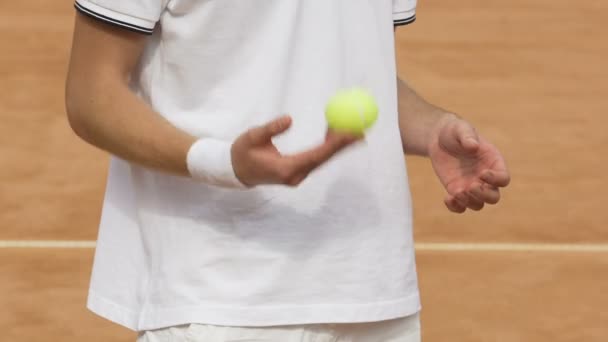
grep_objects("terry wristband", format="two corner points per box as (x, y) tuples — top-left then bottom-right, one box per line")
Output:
(186, 138), (248, 189)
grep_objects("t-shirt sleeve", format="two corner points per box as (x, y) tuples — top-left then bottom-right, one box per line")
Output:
(74, 0), (165, 35)
(393, 0), (417, 26)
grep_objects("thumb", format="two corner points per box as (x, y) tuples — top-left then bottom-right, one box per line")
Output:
(248, 115), (292, 144)
(454, 121), (480, 153)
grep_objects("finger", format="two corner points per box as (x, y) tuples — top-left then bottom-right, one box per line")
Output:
(480, 170), (511, 188)
(481, 148), (510, 183)
(325, 129), (364, 142)
(465, 194), (485, 211)
(453, 190), (470, 207)
(287, 134), (360, 174)
(470, 184), (501, 205)
(465, 184), (489, 209)
(247, 115), (292, 144)
(454, 120), (480, 153)
(454, 188), (484, 211)
(444, 196), (466, 213)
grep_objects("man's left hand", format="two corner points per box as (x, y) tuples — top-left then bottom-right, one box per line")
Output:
(428, 114), (511, 213)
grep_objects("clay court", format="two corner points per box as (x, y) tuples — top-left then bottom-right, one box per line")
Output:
(1, 0), (607, 341)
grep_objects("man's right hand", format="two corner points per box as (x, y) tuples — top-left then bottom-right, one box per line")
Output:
(232, 115), (361, 187)
(66, 14), (358, 188)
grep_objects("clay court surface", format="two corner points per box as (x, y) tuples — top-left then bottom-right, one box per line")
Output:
(1, 0), (607, 341)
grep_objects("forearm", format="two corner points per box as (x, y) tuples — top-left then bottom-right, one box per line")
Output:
(65, 76), (196, 177)
(397, 77), (452, 156)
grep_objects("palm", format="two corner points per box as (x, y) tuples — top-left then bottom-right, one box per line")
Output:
(427, 116), (510, 213)
(430, 135), (504, 194)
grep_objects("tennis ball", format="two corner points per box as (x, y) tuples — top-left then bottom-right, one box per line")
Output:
(325, 88), (378, 135)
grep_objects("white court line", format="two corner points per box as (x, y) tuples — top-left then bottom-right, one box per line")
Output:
(0, 240), (96, 248)
(0, 240), (608, 252)
(415, 243), (608, 253)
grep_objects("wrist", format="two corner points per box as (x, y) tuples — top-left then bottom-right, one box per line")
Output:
(186, 138), (248, 189)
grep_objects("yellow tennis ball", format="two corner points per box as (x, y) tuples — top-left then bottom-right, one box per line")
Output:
(325, 88), (379, 135)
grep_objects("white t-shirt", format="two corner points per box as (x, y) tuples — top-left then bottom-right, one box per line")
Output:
(77, 0), (420, 332)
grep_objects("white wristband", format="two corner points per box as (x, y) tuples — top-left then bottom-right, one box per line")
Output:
(186, 138), (247, 189)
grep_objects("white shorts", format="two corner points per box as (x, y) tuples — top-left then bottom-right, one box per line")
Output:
(137, 313), (421, 342)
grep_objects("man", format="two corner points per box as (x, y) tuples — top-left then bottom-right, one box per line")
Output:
(65, 0), (510, 340)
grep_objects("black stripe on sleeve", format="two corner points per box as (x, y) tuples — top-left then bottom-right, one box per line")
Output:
(74, 2), (154, 35)
(394, 15), (417, 26)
